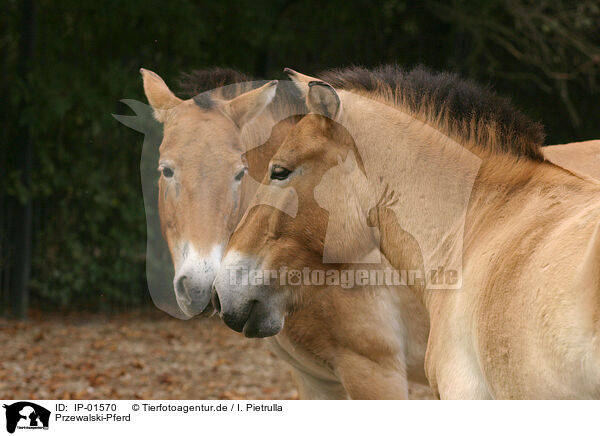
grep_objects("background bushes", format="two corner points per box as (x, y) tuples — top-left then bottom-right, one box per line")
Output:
(1, 0), (599, 315)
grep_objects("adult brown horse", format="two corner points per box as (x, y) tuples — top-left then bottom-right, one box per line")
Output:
(214, 66), (600, 399)
(141, 68), (296, 318)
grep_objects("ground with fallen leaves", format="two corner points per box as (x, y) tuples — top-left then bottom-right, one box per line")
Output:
(0, 311), (434, 400)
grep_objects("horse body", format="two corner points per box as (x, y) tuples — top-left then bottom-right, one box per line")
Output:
(215, 66), (600, 399)
(426, 160), (600, 398)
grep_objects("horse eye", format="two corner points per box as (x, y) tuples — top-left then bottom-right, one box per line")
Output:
(270, 166), (292, 181)
(161, 167), (174, 178)
(234, 168), (246, 182)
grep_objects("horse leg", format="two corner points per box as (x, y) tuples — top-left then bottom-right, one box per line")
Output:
(291, 367), (349, 399)
(335, 352), (409, 399)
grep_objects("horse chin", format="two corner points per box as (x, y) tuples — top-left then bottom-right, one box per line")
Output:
(197, 301), (216, 318)
(241, 304), (284, 338)
(176, 294), (213, 319)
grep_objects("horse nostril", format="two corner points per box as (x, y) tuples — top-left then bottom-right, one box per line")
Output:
(211, 288), (221, 313)
(175, 275), (191, 305)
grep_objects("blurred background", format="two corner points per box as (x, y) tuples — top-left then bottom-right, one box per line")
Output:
(2, 0), (600, 316)
(0, 0), (598, 399)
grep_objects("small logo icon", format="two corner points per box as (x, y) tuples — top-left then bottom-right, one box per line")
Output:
(3, 402), (50, 434)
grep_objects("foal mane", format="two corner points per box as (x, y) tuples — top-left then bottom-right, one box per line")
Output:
(319, 65), (546, 161)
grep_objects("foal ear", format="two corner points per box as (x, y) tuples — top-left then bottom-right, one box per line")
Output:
(283, 67), (320, 96)
(140, 68), (182, 122)
(307, 81), (342, 120)
(284, 67), (319, 83)
(223, 80), (278, 128)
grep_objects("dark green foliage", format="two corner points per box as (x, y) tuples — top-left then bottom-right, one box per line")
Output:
(1, 0), (598, 312)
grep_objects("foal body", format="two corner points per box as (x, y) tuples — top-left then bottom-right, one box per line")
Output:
(270, 259), (428, 399)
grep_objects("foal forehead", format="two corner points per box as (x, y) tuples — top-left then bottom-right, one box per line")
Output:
(290, 114), (329, 137)
(276, 115), (341, 162)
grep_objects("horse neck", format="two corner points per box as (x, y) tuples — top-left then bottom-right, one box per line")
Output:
(339, 91), (600, 309)
(339, 92), (482, 301)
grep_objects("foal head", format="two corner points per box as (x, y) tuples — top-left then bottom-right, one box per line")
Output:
(214, 76), (378, 337)
(141, 68), (278, 318)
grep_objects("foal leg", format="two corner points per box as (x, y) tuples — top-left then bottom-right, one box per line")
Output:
(267, 337), (349, 399)
(291, 367), (349, 400)
(336, 353), (409, 399)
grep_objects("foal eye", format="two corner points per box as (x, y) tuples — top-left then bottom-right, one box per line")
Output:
(161, 167), (174, 178)
(270, 166), (292, 181)
(234, 168), (246, 182)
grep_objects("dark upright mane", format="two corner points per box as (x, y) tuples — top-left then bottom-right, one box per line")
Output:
(319, 65), (545, 161)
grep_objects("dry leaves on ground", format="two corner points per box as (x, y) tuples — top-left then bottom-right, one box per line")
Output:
(0, 311), (433, 400)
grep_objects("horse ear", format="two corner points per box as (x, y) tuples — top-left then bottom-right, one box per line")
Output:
(222, 80), (278, 128)
(307, 81), (341, 120)
(284, 67), (320, 96)
(284, 68), (319, 83)
(140, 68), (182, 122)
